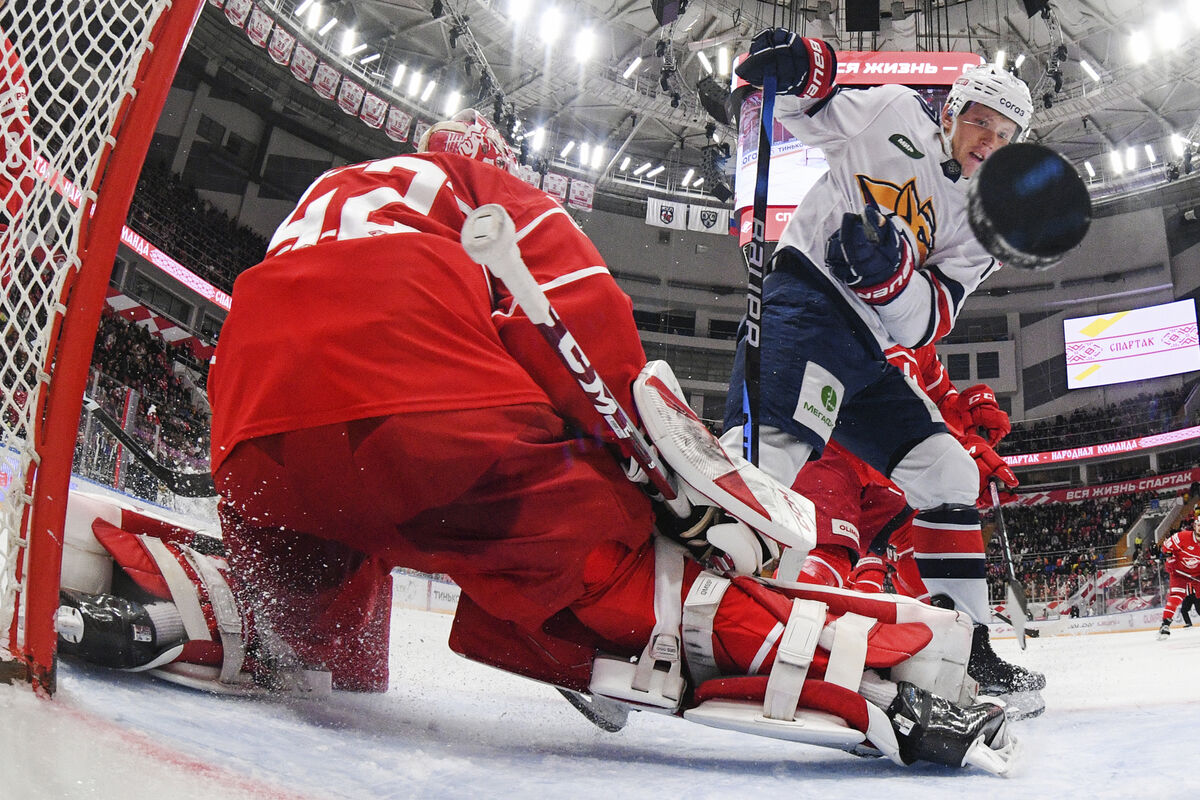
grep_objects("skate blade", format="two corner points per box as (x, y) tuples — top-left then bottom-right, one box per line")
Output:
(980, 690), (1045, 721)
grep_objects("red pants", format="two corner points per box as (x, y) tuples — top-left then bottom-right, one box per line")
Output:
(1164, 570), (1200, 623)
(215, 404), (655, 687)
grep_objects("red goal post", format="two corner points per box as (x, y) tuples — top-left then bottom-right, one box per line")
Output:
(0, 0), (206, 692)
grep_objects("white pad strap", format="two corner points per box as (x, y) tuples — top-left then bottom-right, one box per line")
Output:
(681, 571), (732, 686)
(763, 598), (827, 721)
(184, 547), (246, 683)
(140, 536), (210, 643)
(820, 612), (875, 692)
(632, 536), (686, 701)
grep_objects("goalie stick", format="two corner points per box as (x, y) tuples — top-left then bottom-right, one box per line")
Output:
(459, 204), (680, 505)
(82, 395), (217, 498)
(988, 479), (1031, 650)
(739, 68), (776, 467)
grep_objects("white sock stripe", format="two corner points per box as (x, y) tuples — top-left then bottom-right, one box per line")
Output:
(912, 551), (986, 560)
(749, 621), (785, 675)
(911, 521), (981, 532)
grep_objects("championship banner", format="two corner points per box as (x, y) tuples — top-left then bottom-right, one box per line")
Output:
(687, 204), (730, 235)
(413, 121), (431, 147)
(568, 178), (594, 211)
(384, 107), (412, 142)
(290, 43), (317, 82)
(360, 93), (387, 129)
(223, 0), (253, 27)
(207, 0), (225, 8)
(1010, 466), (1200, 505)
(311, 62), (341, 100)
(542, 172), (568, 202)
(337, 79), (365, 115)
(646, 197), (686, 230)
(268, 26), (296, 65)
(244, 6), (274, 48)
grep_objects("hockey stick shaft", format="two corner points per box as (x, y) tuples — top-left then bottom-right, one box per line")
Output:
(740, 69), (776, 466)
(989, 479), (1031, 649)
(82, 395), (217, 497)
(460, 204), (678, 501)
(993, 611), (1039, 637)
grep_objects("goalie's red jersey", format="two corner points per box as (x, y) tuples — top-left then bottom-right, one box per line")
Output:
(208, 152), (645, 471)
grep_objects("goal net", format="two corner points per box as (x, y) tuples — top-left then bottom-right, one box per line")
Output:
(0, 0), (205, 691)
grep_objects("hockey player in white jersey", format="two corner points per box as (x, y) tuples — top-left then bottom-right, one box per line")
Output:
(722, 28), (1044, 701)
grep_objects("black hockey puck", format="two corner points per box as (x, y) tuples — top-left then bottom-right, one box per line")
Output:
(967, 142), (1091, 270)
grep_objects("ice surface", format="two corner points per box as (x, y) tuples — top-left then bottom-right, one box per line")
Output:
(3, 605), (1198, 799)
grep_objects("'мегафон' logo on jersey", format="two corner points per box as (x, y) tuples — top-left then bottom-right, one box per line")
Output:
(888, 133), (924, 159)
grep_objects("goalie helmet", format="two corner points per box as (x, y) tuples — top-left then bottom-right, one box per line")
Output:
(418, 108), (521, 176)
(943, 64), (1034, 140)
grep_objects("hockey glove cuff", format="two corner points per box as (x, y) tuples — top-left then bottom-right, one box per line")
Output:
(736, 28), (837, 99)
(827, 207), (916, 305)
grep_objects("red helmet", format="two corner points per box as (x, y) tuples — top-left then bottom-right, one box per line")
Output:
(418, 108), (521, 176)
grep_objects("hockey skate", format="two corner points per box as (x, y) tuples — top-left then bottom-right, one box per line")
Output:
(57, 588), (185, 671)
(887, 681), (1017, 773)
(969, 623), (1045, 720)
(1157, 622), (1171, 640)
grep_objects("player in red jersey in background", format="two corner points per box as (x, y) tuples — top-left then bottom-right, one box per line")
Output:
(1158, 516), (1200, 638)
(203, 108), (1017, 771)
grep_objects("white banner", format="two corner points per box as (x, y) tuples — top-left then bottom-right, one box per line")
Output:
(360, 93), (387, 129)
(223, 0), (252, 27)
(384, 108), (412, 142)
(337, 79), (364, 115)
(267, 26), (295, 65)
(245, 6), (273, 46)
(542, 172), (568, 202)
(413, 121), (431, 147)
(311, 62), (341, 100)
(290, 43), (317, 82)
(687, 204), (729, 234)
(568, 178), (594, 211)
(646, 197), (686, 230)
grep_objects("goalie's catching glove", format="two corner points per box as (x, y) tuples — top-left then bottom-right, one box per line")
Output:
(735, 28), (837, 99)
(827, 207), (917, 305)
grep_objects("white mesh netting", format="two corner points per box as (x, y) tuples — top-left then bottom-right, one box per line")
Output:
(1, 0), (175, 664)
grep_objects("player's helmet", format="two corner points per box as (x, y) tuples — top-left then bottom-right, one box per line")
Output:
(418, 108), (521, 176)
(944, 64), (1034, 141)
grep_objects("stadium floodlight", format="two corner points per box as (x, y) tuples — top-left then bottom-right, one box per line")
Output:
(1080, 60), (1101, 82)
(575, 28), (595, 62)
(717, 46), (730, 76)
(1145, 144), (1157, 163)
(591, 146), (604, 170)
(619, 156), (630, 171)
(561, 140), (575, 158)
(409, 71), (423, 97)
(1109, 149), (1124, 174)
(295, 0), (315, 17)
(697, 52), (713, 74)
(633, 162), (651, 176)
(392, 64), (407, 86)
(681, 168), (695, 186)
(622, 56), (642, 79)
(540, 7), (563, 45)
(1084, 160), (1095, 178)
(646, 165), (665, 178)
(421, 79), (436, 103)
(318, 16), (337, 36)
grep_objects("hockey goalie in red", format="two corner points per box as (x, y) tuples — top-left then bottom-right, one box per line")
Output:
(1158, 516), (1200, 639)
(198, 109), (1019, 772)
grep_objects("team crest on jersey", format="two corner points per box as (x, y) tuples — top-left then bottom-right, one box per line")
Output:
(855, 175), (936, 261)
(660, 206), (675, 224)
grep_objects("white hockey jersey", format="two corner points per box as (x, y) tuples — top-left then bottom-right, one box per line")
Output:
(773, 84), (1000, 349)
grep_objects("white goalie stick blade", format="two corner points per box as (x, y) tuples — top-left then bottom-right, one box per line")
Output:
(633, 363), (816, 554)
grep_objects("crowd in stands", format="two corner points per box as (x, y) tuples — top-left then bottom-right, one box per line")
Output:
(85, 308), (210, 468)
(127, 158), (268, 293)
(999, 386), (1193, 455)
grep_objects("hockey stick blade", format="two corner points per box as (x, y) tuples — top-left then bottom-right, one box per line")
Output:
(82, 395), (217, 497)
(989, 479), (1030, 649)
(460, 204), (679, 503)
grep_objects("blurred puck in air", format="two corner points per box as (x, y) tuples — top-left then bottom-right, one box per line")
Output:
(967, 142), (1091, 270)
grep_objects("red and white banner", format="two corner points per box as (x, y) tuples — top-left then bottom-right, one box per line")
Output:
(834, 51), (985, 86)
(384, 108), (412, 142)
(1012, 467), (1200, 505)
(207, 0), (225, 8)
(223, 0), (253, 27)
(1062, 566), (1133, 611)
(542, 172), (568, 202)
(360, 93), (387, 129)
(1005, 426), (1200, 468)
(568, 178), (594, 211)
(337, 79), (365, 115)
(244, 6), (274, 48)
(413, 121), (431, 147)
(105, 288), (217, 363)
(290, 43), (317, 82)
(312, 62), (341, 100)
(267, 26), (296, 65)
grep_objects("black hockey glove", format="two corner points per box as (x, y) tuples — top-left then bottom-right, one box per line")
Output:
(826, 206), (916, 305)
(735, 28), (837, 99)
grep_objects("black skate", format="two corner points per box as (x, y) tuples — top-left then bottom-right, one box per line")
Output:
(1157, 622), (1171, 640)
(887, 681), (1017, 775)
(56, 588), (170, 669)
(969, 623), (1045, 720)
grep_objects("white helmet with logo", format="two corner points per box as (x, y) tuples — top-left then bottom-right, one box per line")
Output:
(944, 63), (1034, 140)
(418, 108), (521, 176)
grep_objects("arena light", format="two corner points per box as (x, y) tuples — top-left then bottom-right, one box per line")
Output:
(1084, 160), (1095, 178)
(994, 49), (1006, 70)
(507, 0), (532, 21)
(1145, 144), (1157, 163)
(1014, 53), (1026, 69)
(591, 145), (605, 170)
(575, 28), (595, 62)
(633, 161), (651, 176)
(681, 168), (695, 186)
(340, 29), (355, 54)
(1109, 149), (1123, 174)
(1154, 12), (1182, 51)
(346, 43), (369, 57)
(696, 51), (713, 75)
(318, 16), (337, 36)
(306, 3), (322, 29)
(1080, 60), (1101, 82)
(622, 56), (642, 80)
(421, 79), (436, 103)
(619, 155), (630, 171)
(693, 176), (704, 187)
(530, 127), (545, 152)
(717, 46), (730, 76)
(646, 165), (665, 178)
(1125, 146), (1137, 171)
(1129, 30), (1150, 64)
(1173, 133), (1188, 157)
(539, 7), (563, 45)
(392, 63), (407, 87)
(360, 53), (380, 65)
(560, 140), (575, 158)
(295, 0), (315, 17)
(580, 142), (591, 165)
(444, 90), (461, 115)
